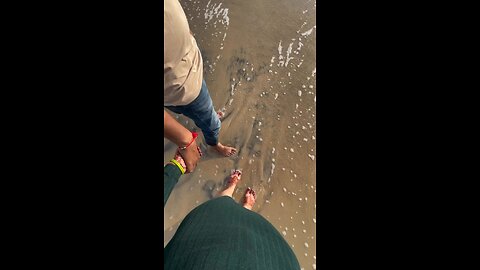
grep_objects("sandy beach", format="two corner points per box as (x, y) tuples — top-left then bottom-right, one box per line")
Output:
(164, 0), (316, 269)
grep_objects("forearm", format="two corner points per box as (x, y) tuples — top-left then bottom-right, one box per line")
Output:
(164, 110), (192, 147)
(164, 163), (182, 207)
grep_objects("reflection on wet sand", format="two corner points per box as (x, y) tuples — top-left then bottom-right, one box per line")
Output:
(165, 0), (316, 269)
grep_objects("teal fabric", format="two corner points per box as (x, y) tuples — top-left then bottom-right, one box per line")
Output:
(164, 164), (181, 207)
(164, 166), (301, 270)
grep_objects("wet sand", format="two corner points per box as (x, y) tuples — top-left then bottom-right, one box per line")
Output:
(164, 0), (316, 269)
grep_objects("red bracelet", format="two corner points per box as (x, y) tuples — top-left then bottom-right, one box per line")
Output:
(179, 131), (198, 150)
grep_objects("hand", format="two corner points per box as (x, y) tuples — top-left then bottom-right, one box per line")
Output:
(172, 151), (187, 172)
(164, 110), (202, 173)
(178, 139), (202, 173)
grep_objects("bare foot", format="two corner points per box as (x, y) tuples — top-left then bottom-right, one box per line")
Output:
(226, 169), (241, 187)
(218, 170), (242, 197)
(217, 110), (225, 120)
(213, 142), (237, 157)
(242, 187), (256, 210)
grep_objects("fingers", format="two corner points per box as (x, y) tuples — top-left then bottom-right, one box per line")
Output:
(185, 160), (196, 173)
(174, 150), (182, 160)
(186, 152), (199, 173)
(179, 141), (201, 174)
(173, 150), (187, 169)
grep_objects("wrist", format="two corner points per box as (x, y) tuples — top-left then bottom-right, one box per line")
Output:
(170, 159), (186, 174)
(177, 132), (192, 147)
(179, 131), (198, 150)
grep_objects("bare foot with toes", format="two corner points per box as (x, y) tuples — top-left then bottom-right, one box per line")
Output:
(218, 170), (241, 197)
(227, 170), (241, 186)
(242, 187), (256, 210)
(213, 142), (237, 157)
(212, 111), (236, 156)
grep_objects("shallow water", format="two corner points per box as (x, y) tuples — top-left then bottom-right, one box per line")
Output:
(164, 0), (316, 269)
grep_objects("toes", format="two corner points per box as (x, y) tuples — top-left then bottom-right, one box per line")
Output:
(244, 187), (256, 205)
(231, 170), (241, 177)
(246, 188), (255, 198)
(220, 146), (237, 157)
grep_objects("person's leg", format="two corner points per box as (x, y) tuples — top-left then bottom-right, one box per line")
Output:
(242, 187), (256, 210)
(166, 80), (236, 156)
(218, 170), (241, 197)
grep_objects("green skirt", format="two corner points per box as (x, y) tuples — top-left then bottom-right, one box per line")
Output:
(164, 196), (300, 270)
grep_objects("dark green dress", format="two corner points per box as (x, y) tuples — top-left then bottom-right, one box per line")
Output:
(164, 164), (301, 270)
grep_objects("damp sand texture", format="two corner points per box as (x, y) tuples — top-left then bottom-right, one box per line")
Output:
(164, 0), (317, 269)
